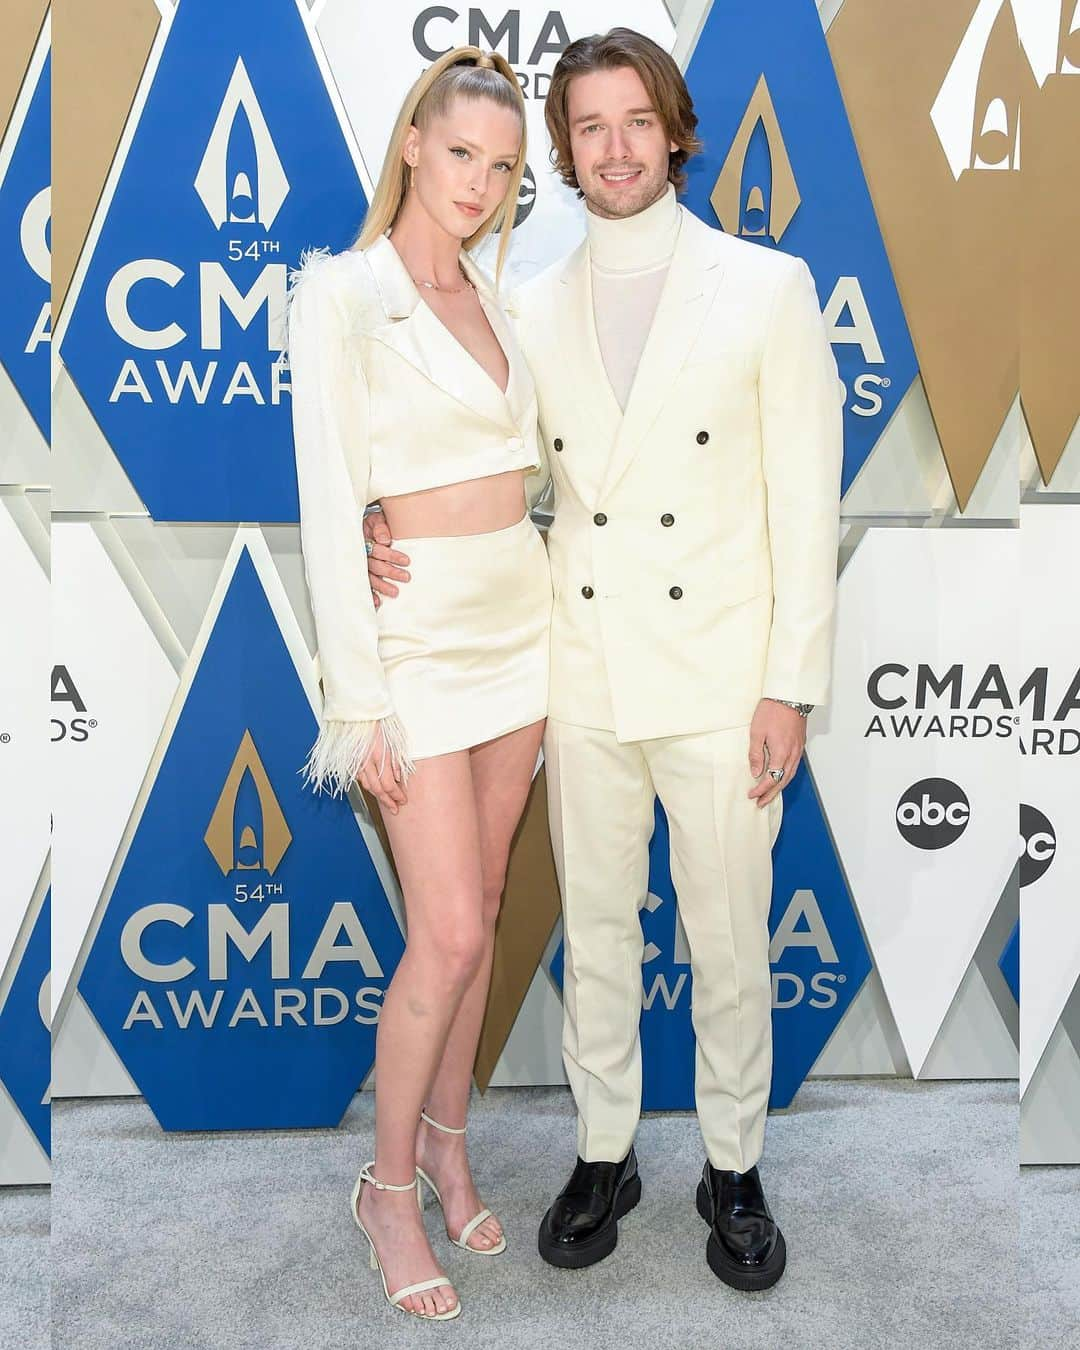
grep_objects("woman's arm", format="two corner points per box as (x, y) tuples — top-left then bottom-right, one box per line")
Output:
(286, 249), (414, 804)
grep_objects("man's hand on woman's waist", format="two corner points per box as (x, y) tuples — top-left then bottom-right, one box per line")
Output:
(363, 505), (411, 608)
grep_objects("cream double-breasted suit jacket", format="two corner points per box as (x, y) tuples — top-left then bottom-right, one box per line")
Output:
(508, 203), (843, 1172)
(511, 204), (844, 742)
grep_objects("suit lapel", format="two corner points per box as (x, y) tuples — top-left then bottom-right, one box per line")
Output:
(530, 242), (623, 505)
(597, 208), (726, 502)
(565, 243), (625, 432)
(362, 234), (518, 433)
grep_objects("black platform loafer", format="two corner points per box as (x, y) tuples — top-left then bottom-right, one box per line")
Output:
(537, 1148), (641, 1269)
(695, 1161), (787, 1291)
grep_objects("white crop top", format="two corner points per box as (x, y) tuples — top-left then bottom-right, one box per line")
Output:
(284, 233), (544, 796)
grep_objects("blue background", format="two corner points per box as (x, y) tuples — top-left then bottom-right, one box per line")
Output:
(79, 548), (404, 1130)
(61, 0), (367, 522)
(683, 0), (918, 494)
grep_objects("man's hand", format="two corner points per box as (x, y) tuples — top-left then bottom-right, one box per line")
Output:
(363, 509), (411, 609)
(747, 699), (807, 807)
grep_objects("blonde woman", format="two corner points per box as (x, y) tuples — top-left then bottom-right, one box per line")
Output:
(285, 49), (550, 1321)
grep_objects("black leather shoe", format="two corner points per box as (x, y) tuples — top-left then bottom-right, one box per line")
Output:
(537, 1148), (641, 1268)
(696, 1161), (787, 1290)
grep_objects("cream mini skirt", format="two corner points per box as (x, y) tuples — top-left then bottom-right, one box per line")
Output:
(375, 513), (553, 761)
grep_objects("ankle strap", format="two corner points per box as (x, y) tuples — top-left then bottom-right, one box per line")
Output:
(359, 1161), (418, 1192)
(420, 1108), (467, 1135)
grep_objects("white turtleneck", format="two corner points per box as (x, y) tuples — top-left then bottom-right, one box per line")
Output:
(587, 181), (681, 412)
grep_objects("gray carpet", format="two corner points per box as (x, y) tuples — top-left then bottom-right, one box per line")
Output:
(46, 1081), (1020, 1350)
(1020, 1166), (1080, 1349)
(0, 1185), (49, 1350)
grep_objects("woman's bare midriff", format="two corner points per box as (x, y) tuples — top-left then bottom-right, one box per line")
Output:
(378, 469), (528, 541)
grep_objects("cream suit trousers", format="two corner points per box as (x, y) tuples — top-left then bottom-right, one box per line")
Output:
(544, 717), (783, 1173)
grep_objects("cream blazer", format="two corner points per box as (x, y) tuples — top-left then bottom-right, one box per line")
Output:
(285, 234), (544, 794)
(509, 205), (844, 742)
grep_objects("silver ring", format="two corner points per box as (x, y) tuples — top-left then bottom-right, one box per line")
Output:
(364, 539), (374, 556)
(768, 767), (785, 783)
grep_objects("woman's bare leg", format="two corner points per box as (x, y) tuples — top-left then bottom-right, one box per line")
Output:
(354, 749), (484, 1318)
(417, 718), (546, 1251)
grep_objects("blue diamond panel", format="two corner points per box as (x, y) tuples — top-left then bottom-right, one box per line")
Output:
(549, 764), (869, 1113)
(79, 548), (404, 1130)
(999, 920), (1019, 1004)
(0, 50), (50, 443)
(0, 889), (51, 1156)
(683, 0), (918, 494)
(60, 0), (367, 522)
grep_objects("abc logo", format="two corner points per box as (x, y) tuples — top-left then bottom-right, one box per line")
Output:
(495, 163), (536, 232)
(1019, 804), (1055, 888)
(515, 163), (537, 227)
(895, 778), (970, 849)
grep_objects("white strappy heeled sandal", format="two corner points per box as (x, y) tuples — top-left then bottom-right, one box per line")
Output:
(350, 1162), (462, 1321)
(415, 1109), (507, 1256)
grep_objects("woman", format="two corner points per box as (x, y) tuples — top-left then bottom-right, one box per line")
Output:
(285, 48), (551, 1322)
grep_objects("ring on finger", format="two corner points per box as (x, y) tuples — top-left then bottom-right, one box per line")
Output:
(768, 766), (785, 783)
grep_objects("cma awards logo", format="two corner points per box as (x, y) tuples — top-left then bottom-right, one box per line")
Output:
(865, 662), (1080, 753)
(710, 76), (798, 242)
(711, 76), (891, 423)
(50, 665), (99, 744)
(193, 58), (289, 231)
(98, 62), (290, 437)
(412, 7), (570, 99)
(59, 0), (368, 522)
(77, 543), (404, 1129)
(638, 887), (847, 1017)
(683, 0), (918, 495)
(119, 733), (387, 1039)
(1019, 803), (1056, 887)
(769, 889), (848, 1013)
(931, 0), (1080, 180)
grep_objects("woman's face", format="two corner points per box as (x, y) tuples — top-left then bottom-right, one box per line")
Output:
(404, 95), (523, 239)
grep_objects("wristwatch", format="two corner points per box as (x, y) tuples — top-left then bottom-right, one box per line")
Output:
(769, 698), (815, 717)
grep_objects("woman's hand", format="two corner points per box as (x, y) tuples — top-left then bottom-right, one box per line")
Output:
(363, 508), (411, 609)
(357, 724), (408, 815)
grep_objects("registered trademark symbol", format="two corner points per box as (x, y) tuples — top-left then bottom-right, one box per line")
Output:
(0, 732), (9, 743)
(1013, 716), (1020, 724)
(837, 974), (846, 983)
(89, 719), (98, 728)
(880, 378), (891, 388)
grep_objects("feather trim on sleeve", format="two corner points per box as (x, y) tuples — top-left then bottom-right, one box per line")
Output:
(280, 244), (336, 356)
(300, 714), (417, 799)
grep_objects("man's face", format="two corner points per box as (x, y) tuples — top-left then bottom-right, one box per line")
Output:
(564, 65), (679, 220)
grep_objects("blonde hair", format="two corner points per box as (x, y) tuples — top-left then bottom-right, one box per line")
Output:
(355, 47), (527, 282)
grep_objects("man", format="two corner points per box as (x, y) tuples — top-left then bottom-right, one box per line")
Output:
(366, 29), (843, 1290)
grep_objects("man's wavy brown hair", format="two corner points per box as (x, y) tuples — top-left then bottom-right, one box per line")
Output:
(545, 29), (702, 197)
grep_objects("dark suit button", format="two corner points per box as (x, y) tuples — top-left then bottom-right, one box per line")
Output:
(553, 437), (563, 452)
(593, 513), (607, 526)
(581, 585), (594, 599)
(669, 586), (683, 599)
(696, 430), (709, 444)
(661, 513), (674, 527)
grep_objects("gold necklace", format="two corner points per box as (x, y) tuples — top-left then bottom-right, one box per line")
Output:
(416, 271), (474, 295)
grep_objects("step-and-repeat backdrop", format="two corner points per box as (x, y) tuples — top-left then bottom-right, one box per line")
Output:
(2, 0), (1077, 1181)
